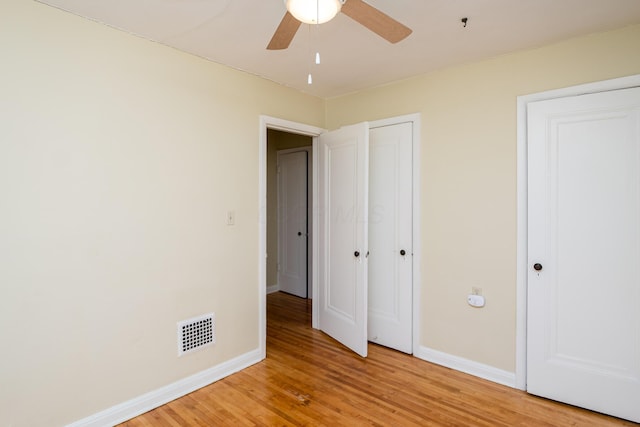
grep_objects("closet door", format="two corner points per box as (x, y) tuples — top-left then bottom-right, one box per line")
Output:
(368, 122), (413, 353)
(527, 87), (640, 422)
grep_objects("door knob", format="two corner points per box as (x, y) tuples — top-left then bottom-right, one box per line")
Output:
(298, 232), (302, 236)
(400, 249), (406, 256)
(533, 263), (543, 271)
(354, 251), (360, 258)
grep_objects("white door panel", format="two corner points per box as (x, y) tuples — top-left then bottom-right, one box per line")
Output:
(318, 122), (369, 357)
(368, 122), (413, 353)
(278, 151), (308, 298)
(527, 87), (640, 422)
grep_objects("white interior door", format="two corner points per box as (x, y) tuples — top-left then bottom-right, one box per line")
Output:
(527, 86), (640, 423)
(318, 122), (369, 357)
(278, 150), (308, 298)
(368, 122), (413, 353)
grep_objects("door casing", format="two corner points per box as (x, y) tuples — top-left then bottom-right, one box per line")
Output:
(258, 114), (421, 358)
(515, 73), (640, 390)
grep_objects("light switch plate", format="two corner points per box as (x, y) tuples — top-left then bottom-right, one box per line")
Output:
(226, 210), (235, 225)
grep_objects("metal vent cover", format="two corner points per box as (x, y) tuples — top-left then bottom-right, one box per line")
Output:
(177, 313), (215, 356)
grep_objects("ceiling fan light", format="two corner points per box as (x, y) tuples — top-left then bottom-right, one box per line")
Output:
(286, 0), (342, 25)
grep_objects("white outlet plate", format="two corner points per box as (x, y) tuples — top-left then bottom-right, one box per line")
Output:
(467, 294), (485, 308)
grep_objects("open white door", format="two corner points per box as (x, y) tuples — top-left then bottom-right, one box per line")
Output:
(527, 86), (640, 422)
(317, 122), (369, 357)
(278, 150), (308, 298)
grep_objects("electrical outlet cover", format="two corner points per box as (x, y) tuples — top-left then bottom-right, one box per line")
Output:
(467, 294), (485, 308)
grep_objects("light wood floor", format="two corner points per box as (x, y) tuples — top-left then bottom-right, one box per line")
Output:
(121, 292), (636, 426)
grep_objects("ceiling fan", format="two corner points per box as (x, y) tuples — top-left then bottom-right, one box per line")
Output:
(267, 0), (412, 50)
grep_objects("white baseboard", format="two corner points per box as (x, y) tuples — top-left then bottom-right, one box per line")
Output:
(266, 285), (279, 294)
(415, 346), (516, 388)
(67, 348), (264, 427)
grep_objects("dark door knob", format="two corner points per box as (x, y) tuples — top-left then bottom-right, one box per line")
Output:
(298, 232), (302, 236)
(400, 249), (406, 256)
(533, 263), (543, 271)
(354, 251), (360, 258)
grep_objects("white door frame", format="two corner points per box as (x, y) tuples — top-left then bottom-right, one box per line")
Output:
(259, 113), (421, 357)
(515, 74), (640, 390)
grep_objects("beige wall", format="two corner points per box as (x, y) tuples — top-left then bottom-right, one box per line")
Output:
(3, 0), (640, 423)
(327, 24), (640, 372)
(266, 130), (313, 289)
(0, 1), (323, 426)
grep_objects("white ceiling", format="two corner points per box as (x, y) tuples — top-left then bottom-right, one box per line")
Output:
(38, 0), (640, 98)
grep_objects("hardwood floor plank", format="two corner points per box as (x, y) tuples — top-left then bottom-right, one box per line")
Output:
(119, 292), (637, 426)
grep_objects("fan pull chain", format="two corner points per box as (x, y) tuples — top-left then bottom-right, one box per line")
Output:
(306, 3), (322, 85)
(307, 24), (313, 84)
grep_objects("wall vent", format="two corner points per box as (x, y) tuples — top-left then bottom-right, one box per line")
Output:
(177, 313), (215, 356)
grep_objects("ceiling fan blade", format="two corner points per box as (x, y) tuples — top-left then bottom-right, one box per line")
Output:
(341, 0), (412, 44)
(267, 11), (302, 50)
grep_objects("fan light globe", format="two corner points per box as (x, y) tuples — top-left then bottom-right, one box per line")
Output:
(285, 0), (342, 24)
